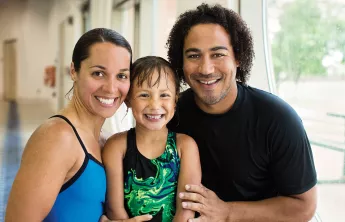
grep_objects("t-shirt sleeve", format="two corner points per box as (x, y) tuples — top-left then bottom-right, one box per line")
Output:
(269, 103), (317, 196)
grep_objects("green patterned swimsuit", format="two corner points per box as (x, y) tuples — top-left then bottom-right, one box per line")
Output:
(123, 128), (180, 222)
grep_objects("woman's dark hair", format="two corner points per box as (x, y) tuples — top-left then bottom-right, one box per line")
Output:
(129, 56), (180, 98)
(166, 3), (254, 84)
(72, 28), (132, 72)
(66, 28), (132, 98)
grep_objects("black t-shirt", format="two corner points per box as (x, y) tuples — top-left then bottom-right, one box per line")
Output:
(168, 82), (317, 201)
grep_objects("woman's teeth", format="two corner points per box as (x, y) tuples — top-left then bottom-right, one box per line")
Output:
(199, 79), (218, 85)
(96, 97), (115, 105)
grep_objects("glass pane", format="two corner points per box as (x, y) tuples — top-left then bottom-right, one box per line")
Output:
(267, 0), (345, 220)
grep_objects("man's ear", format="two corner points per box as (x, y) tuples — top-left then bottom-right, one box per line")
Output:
(70, 62), (78, 81)
(236, 60), (240, 68)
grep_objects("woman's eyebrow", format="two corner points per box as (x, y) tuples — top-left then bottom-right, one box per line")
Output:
(89, 65), (106, 69)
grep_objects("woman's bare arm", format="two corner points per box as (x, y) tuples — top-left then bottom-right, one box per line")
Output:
(5, 120), (78, 222)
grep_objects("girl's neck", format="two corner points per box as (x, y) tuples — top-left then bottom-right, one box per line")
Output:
(135, 125), (168, 144)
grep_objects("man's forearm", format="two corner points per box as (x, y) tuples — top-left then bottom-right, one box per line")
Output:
(226, 195), (316, 222)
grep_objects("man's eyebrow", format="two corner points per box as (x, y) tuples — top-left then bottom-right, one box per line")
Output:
(185, 48), (201, 54)
(185, 46), (228, 54)
(210, 46), (228, 51)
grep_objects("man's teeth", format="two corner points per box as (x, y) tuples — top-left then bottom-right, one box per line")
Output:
(97, 97), (115, 105)
(199, 79), (218, 85)
(146, 114), (162, 119)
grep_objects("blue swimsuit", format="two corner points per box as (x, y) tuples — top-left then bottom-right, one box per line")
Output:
(44, 115), (106, 222)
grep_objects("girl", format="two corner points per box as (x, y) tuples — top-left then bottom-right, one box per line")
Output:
(103, 56), (202, 222)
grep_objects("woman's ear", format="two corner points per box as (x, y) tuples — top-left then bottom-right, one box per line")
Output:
(70, 62), (77, 82)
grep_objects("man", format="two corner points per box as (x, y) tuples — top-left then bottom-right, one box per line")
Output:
(167, 3), (317, 222)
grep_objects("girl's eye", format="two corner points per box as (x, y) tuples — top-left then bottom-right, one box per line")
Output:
(92, 71), (104, 77)
(161, 93), (171, 98)
(117, 73), (128, 79)
(139, 93), (149, 98)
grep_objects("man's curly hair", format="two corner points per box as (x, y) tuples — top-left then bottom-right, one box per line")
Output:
(166, 3), (254, 84)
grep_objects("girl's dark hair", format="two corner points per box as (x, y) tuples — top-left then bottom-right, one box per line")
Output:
(166, 3), (254, 84)
(129, 56), (180, 97)
(72, 28), (132, 72)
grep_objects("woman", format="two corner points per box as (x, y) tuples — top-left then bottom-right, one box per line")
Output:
(5, 28), (149, 222)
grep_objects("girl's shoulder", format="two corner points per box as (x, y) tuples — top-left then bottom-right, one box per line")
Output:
(175, 133), (198, 158)
(102, 130), (129, 158)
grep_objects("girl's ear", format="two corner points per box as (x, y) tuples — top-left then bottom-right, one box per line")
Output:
(124, 98), (131, 108)
(175, 94), (179, 104)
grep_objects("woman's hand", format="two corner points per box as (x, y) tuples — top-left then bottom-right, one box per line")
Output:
(99, 215), (152, 222)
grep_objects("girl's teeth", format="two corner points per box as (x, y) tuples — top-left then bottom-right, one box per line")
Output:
(146, 114), (162, 119)
(97, 97), (114, 105)
(200, 79), (217, 85)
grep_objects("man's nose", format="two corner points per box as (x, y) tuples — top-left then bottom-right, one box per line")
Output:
(198, 56), (215, 74)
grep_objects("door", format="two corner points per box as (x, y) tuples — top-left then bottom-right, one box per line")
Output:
(3, 39), (17, 101)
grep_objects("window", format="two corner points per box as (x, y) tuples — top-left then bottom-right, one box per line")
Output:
(266, 0), (345, 220)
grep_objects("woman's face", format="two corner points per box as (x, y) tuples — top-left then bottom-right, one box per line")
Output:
(71, 42), (131, 118)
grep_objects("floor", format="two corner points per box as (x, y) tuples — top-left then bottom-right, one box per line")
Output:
(0, 100), (344, 221)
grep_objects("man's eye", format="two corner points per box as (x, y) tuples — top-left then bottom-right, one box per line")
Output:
(92, 71), (104, 77)
(117, 73), (128, 79)
(187, 54), (199, 59)
(213, 53), (225, 58)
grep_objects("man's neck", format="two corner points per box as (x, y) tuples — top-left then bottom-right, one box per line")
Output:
(195, 83), (238, 115)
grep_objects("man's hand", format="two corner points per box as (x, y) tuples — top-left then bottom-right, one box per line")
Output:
(99, 215), (152, 222)
(179, 184), (230, 222)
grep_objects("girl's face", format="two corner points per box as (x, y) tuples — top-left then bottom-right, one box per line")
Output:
(71, 42), (131, 118)
(127, 69), (177, 131)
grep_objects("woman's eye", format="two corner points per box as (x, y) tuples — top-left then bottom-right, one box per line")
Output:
(117, 73), (128, 79)
(92, 71), (104, 77)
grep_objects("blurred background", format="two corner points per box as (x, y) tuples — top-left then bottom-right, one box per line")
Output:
(0, 0), (344, 221)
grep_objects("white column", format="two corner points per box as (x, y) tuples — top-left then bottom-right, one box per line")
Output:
(240, 0), (270, 91)
(90, 0), (112, 28)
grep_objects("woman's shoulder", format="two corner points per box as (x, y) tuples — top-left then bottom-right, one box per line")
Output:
(34, 117), (77, 141)
(26, 117), (81, 155)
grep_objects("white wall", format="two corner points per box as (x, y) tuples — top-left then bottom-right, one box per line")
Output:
(0, 0), (27, 100)
(0, 0), (84, 110)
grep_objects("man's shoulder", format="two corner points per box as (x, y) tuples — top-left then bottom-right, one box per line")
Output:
(244, 84), (302, 125)
(178, 88), (194, 106)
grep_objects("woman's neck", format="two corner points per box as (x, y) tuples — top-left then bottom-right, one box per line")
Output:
(59, 98), (105, 141)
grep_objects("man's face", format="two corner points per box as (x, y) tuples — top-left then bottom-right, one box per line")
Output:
(183, 23), (238, 107)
